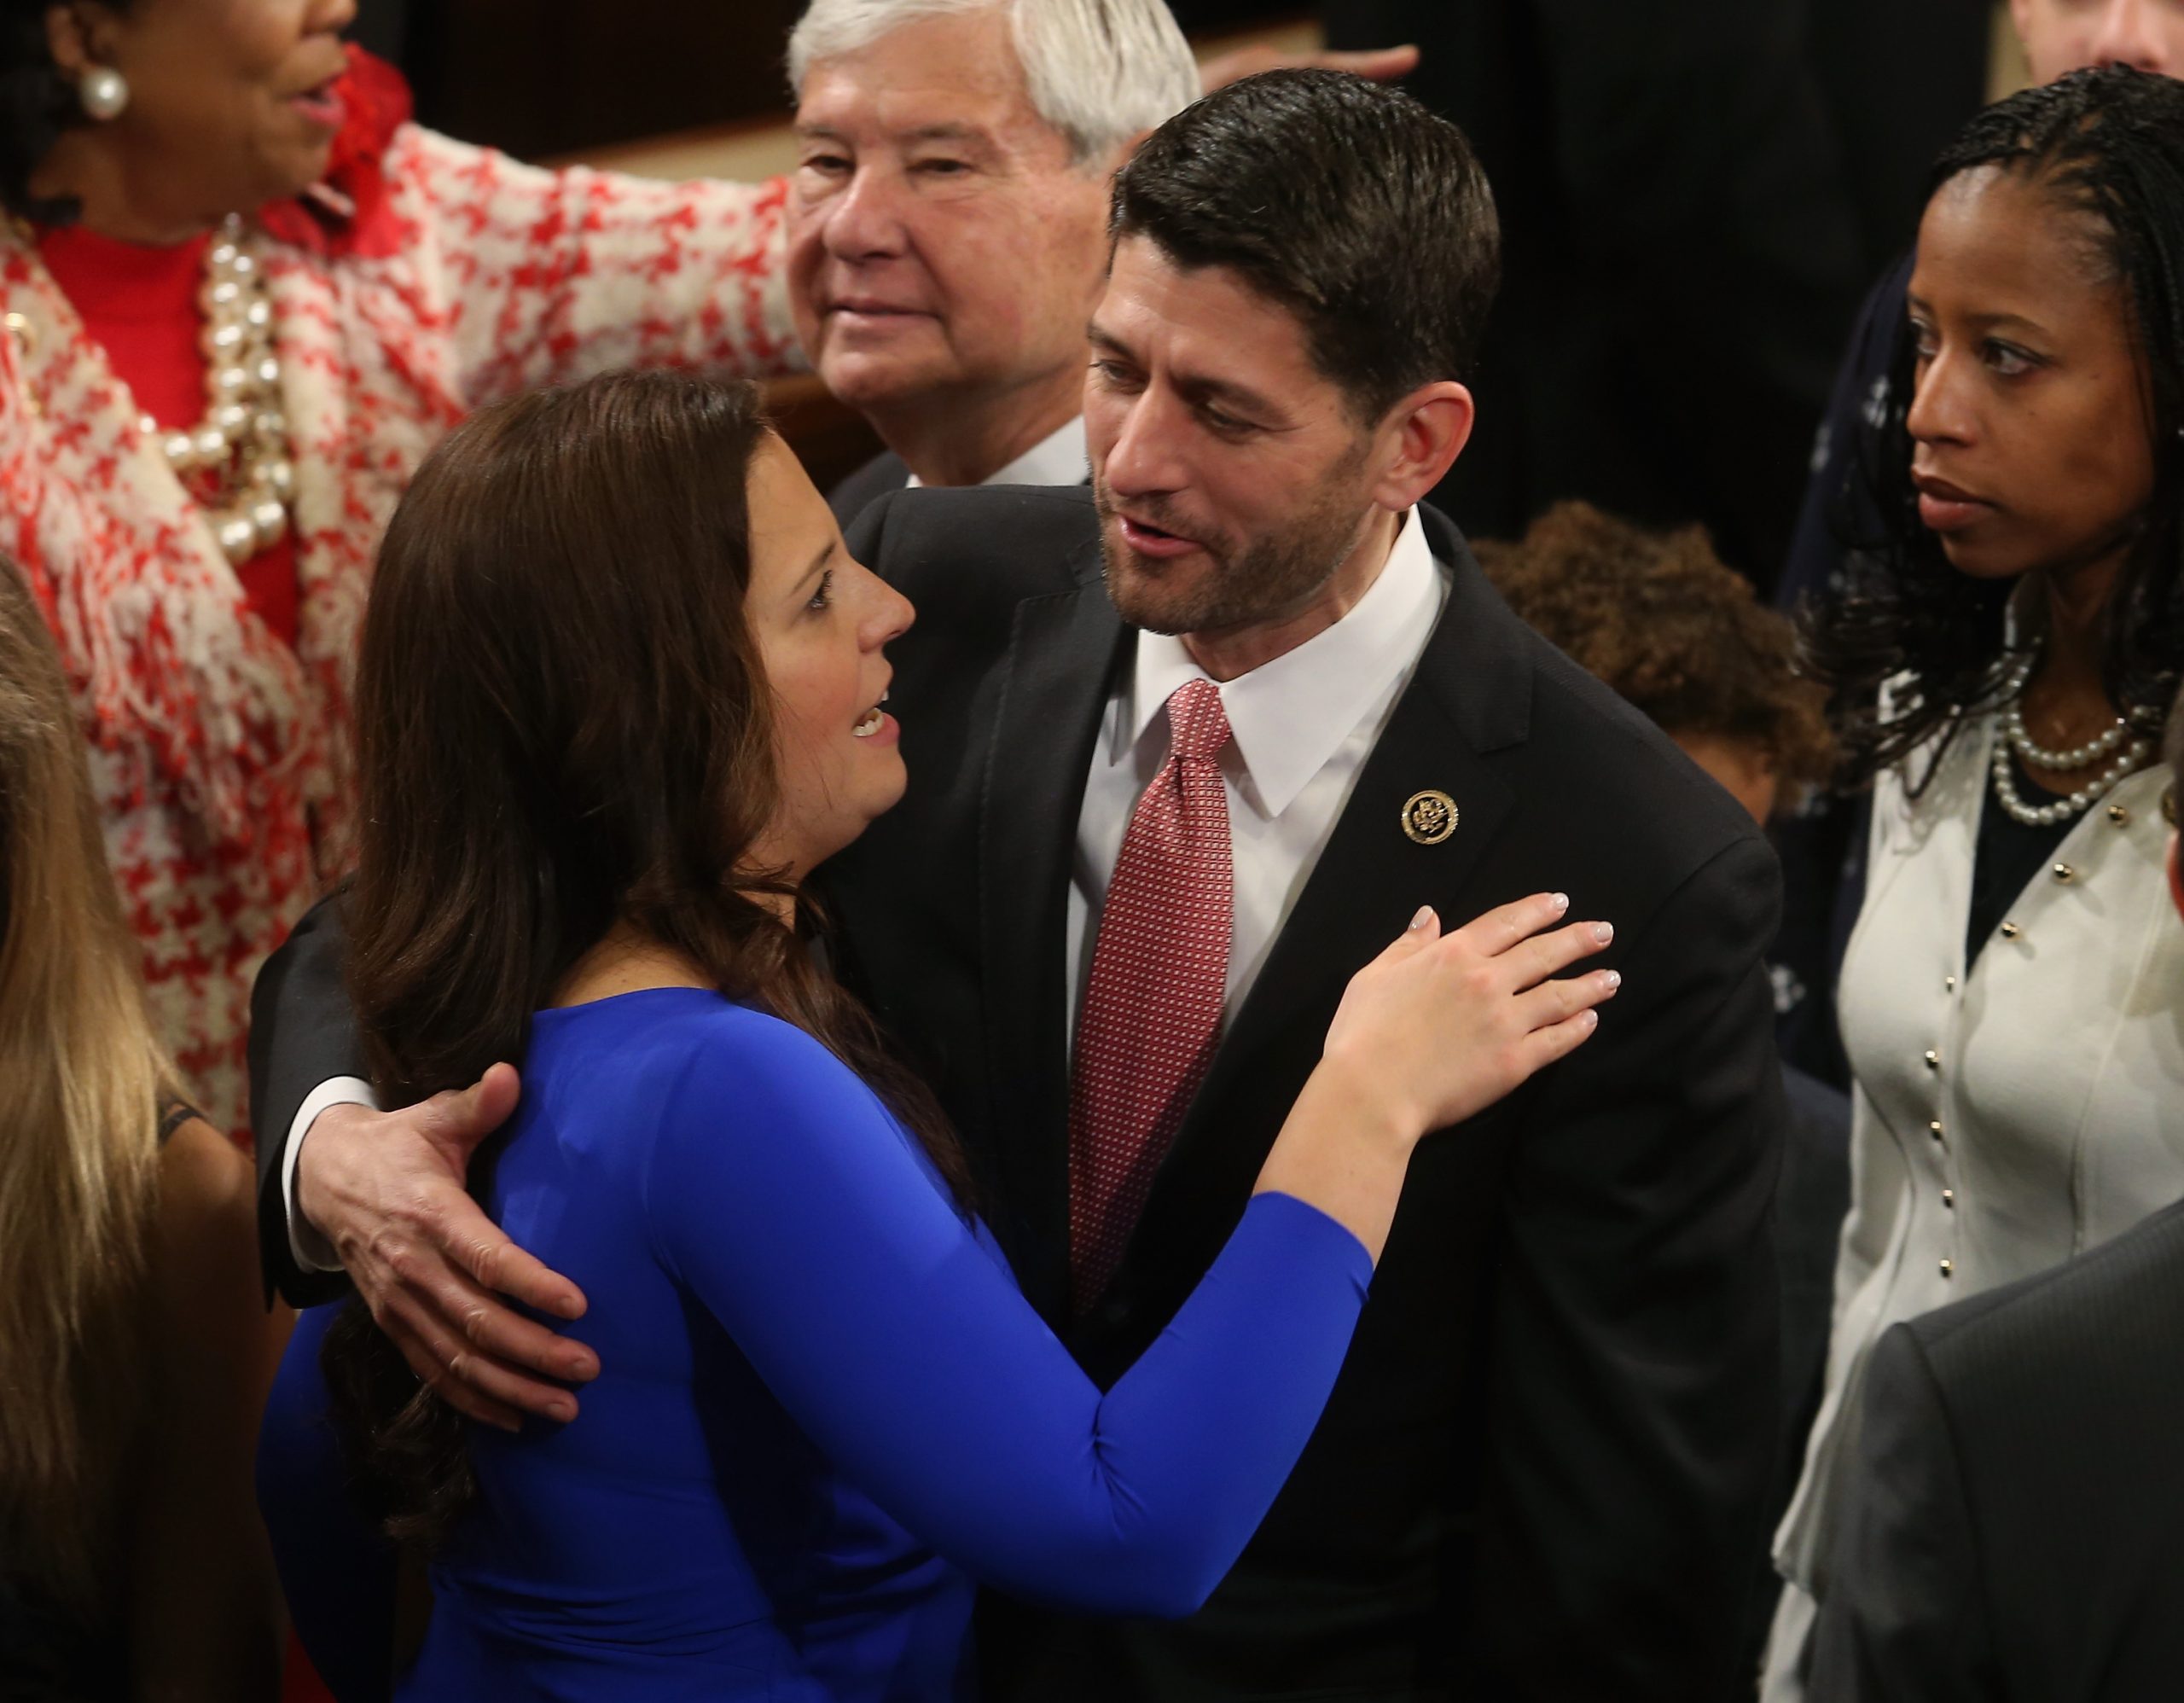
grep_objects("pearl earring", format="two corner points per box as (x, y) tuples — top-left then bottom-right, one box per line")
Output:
(78, 65), (129, 122)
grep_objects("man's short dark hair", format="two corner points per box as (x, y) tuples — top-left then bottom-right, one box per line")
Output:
(1109, 68), (1501, 421)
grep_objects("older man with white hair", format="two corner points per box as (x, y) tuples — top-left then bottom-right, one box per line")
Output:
(786, 0), (1199, 519)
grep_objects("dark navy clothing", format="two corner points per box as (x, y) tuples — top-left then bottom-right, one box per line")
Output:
(259, 990), (1373, 1700)
(1779, 253), (1914, 618)
(1771, 253), (1914, 1096)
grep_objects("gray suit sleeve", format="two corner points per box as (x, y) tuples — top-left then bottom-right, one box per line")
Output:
(1808, 1322), (1999, 1701)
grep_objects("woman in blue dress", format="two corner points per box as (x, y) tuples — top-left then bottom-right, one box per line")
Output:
(258, 369), (1617, 1700)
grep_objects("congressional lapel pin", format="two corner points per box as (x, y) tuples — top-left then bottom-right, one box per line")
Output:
(1402, 789), (1459, 846)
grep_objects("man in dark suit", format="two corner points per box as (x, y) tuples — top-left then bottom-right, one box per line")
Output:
(253, 73), (1786, 1699)
(1807, 727), (2184, 1703)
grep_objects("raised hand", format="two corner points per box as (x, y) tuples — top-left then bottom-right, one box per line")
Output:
(1256, 894), (1616, 1262)
(1326, 892), (1618, 1138)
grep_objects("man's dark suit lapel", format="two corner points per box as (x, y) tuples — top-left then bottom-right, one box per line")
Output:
(1123, 520), (1539, 1292)
(977, 536), (1127, 1321)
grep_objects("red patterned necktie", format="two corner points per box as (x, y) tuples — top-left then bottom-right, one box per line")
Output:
(1069, 677), (1234, 1312)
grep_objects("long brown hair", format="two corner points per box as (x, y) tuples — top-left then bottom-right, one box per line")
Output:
(323, 369), (966, 1549)
(0, 558), (161, 1609)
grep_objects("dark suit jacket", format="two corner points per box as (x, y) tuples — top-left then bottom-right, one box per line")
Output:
(822, 486), (1785, 1700)
(825, 448), (1095, 529)
(1810, 1197), (2184, 1701)
(248, 485), (1786, 1700)
(248, 882), (368, 1309)
(826, 449), (909, 528)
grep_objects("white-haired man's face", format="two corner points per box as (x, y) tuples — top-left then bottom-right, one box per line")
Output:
(789, 9), (1117, 442)
(2012, 0), (2184, 84)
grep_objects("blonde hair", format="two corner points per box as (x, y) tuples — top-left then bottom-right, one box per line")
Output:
(0, 560), (165, 1607)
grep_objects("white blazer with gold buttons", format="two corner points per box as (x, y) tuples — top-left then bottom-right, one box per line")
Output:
(1774, 711), (2184, 1595)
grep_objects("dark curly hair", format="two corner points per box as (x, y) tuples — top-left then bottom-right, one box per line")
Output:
(1805, 66), (2184, 790)
(1477, 501), (1837, 791)
(0, 0), (124, 223)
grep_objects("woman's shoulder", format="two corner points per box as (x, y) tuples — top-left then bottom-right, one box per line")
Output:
(536, 989), (863, 1110)
(154, 1116), (254, 1246)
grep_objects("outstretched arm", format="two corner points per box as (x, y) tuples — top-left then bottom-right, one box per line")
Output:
(273, 895), (1608, 1441)
(393, 129), (799, 407)
(654, 1028), (1372, 1614)
(652, 902), (1610, 1613)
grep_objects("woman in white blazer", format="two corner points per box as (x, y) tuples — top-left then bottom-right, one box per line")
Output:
(1763, 67), (2184, 1697)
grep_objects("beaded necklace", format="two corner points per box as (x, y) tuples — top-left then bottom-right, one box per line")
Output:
(1989, 648), (2152, 827)
(137, 215), (296, 565)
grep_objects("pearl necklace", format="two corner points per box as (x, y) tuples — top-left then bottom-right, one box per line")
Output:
(2003, 696), (2133, 771)
(1989, 651), (2152, 828)
(137, 215), (296, 566)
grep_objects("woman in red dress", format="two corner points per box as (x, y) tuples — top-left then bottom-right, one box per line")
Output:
(1, 0), (798, 1136)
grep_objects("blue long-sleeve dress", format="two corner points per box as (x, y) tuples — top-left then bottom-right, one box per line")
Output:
(258, 988), (1374, 1700)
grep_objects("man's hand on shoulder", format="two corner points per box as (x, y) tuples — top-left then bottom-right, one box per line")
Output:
(296, 1063), (598, 1431)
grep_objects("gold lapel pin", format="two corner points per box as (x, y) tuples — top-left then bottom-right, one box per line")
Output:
(1402, 789), (1458, 846)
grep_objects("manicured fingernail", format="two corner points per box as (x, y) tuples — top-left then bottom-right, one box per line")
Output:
(1409, 905), (1435, 930)
(1582, 1008), (1600, 1029)
(1592, 921), (1614, 944)
(1603, 969), (1622, 990)
(1551, 892), (1570, 911)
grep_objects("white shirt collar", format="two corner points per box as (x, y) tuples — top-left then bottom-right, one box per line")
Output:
(1124, 508), (1443, 819)
(903, 414), (1088, 490)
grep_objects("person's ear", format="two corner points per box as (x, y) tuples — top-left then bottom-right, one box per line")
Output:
(44, 4), (120, 77)
(44, 6), (90, 77)
(1368, 381), (1474, 513)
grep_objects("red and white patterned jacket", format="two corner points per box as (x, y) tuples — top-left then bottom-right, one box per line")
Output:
(0, 104), (794, 1137)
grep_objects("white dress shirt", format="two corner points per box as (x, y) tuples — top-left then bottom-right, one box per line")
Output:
(1066, 508), (1448, 1048)
(287, 502), (1447, 1269)
(903, 413), (1087, 490)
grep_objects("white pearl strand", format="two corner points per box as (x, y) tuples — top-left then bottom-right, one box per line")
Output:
(1989, 650), (2152, 828)
(2003, 695), (2133, 770)
(138, 215), (296, 565)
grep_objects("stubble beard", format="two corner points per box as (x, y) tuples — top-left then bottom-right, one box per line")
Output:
(1095, 454), (1374, 638)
